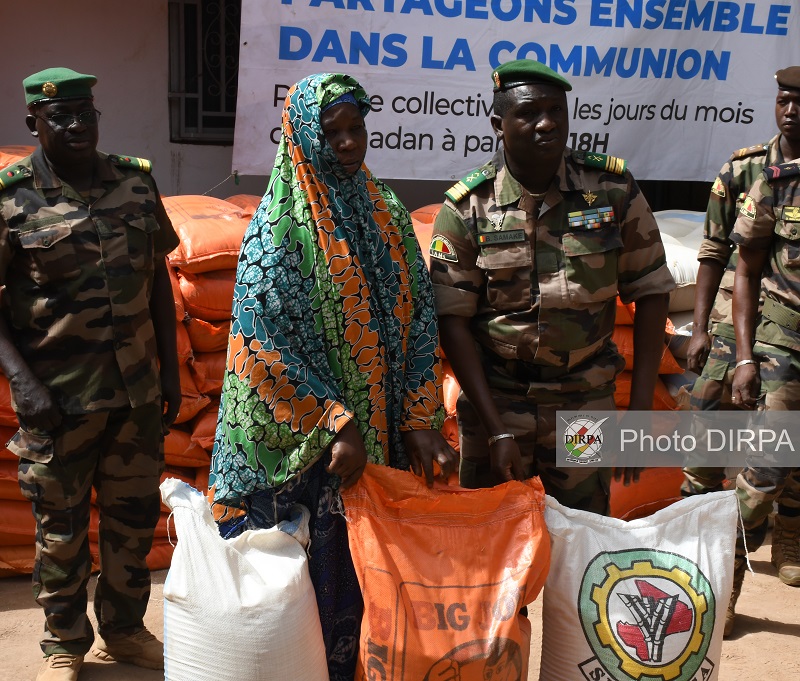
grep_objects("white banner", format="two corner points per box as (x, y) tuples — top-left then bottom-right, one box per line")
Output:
(233, 1), (800, 182)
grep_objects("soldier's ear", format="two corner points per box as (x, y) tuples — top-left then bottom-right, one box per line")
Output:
(490, 114), (503, 139)
(26, 115), (38, 136)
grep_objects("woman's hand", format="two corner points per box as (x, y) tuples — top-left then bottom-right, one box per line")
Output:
(403, 429), (459, 487)
(327, 420), (368, 488)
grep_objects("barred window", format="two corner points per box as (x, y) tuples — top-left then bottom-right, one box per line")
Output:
(168, 0), (241, 144)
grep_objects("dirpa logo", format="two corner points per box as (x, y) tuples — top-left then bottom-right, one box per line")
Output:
(577, 549), (716, 681)
(562, 415), (608, 464)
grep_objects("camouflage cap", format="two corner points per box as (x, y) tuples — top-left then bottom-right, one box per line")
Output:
(775, 66), (800, 91)
(492, 59), (572, 93)
(23, 67), (97, 107)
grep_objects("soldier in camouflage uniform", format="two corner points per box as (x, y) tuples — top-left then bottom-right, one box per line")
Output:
(683, 67), (800, 510)
(430, 60), (674, 513)
(0, 68), (181, 681)
(727, 150), (800, 634)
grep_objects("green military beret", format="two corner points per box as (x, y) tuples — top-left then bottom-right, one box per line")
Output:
(492, 59), (572, 93)
(23, 67), (97, 107)
(775, 66), (800, 91)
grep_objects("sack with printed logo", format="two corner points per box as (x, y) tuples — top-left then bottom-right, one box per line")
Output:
(341, 464), (550, 681)
(539, 491), (737, 681)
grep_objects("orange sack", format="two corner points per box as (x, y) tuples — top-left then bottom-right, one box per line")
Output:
(164, 195), (249, 274)
(341, 465), (550, 681)
(178, 269), (236, 323)
(184, 316), (231, 354)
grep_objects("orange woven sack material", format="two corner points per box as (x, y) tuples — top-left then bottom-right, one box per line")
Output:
(164, 195), (249, 273)
(615, 297), (636, 325)
(341, 464), (550, 681)
(0, 145), (36, 169)
(611, 325), (683, 375)
(224, 193), (261, 219)
(0, 374), (19, 428)
(178, 269), (237, 322)
(184, 316), (231, 354)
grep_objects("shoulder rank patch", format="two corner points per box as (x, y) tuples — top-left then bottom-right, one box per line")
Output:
(444, 164), (495, 204)
(568, 206), (615, 230)
(109, 154), (152, 173)
(731, 143), (768, 160)
(582, 152), (627, 175)
(782, 206), (800, 222)
(430, 235), (458, 262)
(0, 163), (33, 191)
(710, 177), (726, 197)
(763, 162), (800, 182)
(739, 195), (757, 220)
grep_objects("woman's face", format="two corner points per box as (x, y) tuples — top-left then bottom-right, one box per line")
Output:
(320, 102), (368, 175)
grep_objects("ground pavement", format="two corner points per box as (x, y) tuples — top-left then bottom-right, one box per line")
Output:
(1, 539), (798, 680)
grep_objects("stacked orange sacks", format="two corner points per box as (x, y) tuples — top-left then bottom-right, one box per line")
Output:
(164, 195), (258, 526)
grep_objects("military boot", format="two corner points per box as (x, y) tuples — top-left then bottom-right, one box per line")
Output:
(90, 627), (163, 670)
(724, 556), (747, 637)
(36, 654), (83, 681)
(771, 514), (800, 586)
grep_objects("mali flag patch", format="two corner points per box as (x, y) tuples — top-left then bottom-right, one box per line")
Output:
(430, 235), (458, 262)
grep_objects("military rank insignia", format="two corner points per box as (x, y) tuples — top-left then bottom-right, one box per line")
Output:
(444, 166), (494, 203)
(568, 206), (614, 230)
(739, 195), (757, 220)
(711, 178), (726, 197)
(0, 164), (32, 191)
(782, 206), (800, 222)
(430, 235), (458, 262)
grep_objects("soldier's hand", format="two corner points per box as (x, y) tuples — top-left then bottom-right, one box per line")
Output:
(613, 467), (644, 486)
(489, 437), (525, 483)
(160, 367), (182, 428)
(9, 372), (61, 432)
(403, 429), (459, 487)
(731, 362), (760, 410)
(686, 330), (711, 374)
(328, 420), (368, 489)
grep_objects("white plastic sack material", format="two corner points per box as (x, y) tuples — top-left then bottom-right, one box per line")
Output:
(539, 491), (737, 681)
(654, 210), (704, 313)
(160, 478), (329, 681)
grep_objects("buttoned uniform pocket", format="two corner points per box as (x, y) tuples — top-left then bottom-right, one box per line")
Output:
(16, 217), (80, 285)
(6, 427), (54, 463)
(126, 214), (159, 271)
(562, 223), (623, 304)
(774, 217), (800, 268)
(475, 241), (533, 311)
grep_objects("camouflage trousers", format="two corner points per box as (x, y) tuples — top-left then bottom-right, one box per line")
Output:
(14, 404), (164, 656)
(457, 389), (616, 514)
(734, 341), (800, 559)
(683, 334), (738, 495)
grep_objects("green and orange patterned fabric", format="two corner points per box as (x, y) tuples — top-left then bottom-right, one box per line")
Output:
(210, 73), (444, 504)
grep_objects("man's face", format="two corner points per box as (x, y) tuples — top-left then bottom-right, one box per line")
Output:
(26, 98), (99, 167)
(775, 87), (800, 145)
(491, 83), (569, 169)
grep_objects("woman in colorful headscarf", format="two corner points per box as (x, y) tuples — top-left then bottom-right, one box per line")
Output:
(210, 73), (457, 679)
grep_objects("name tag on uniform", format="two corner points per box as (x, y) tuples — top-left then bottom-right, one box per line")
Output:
(782, 206), (800, 222)
(568, 206), (614, 230)
(477, 229), (526, 246)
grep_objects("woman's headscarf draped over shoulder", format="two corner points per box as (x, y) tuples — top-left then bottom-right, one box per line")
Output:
(210, 73), (444, 504)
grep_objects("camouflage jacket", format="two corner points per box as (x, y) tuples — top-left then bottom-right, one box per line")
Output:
(0, 148), (179, 413)
(731, 161), (800, 352)
(702, 134), (785, 338)
(430, 149), (674, 390)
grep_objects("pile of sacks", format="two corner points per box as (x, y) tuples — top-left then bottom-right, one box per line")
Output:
(0, 185), (258, 576)
(0, 186), (705, 575)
